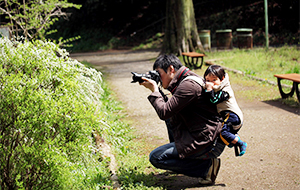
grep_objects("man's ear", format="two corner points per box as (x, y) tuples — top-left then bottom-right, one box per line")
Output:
(169, 65), (175, 73)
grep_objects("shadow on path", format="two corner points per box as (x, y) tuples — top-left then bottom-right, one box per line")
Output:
(262, 99), (300, 115)
(152, 173), (226, 190)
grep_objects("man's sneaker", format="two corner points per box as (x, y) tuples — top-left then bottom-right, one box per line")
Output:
(199, 158), (221, 185)
(198, 177), (213, 185)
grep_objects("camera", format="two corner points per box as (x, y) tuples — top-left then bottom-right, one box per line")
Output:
(131, 70), (160, 84)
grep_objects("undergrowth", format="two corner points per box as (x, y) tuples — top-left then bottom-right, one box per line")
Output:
(0, 36), (165, 190)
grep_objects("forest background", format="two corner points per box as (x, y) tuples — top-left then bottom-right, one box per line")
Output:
(44, 0), (300, 52)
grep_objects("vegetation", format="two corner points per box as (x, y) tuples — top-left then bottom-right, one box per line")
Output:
(0, 36), (163, 189)
(0, 0), (81, 41)
(0, 37), (118, 189)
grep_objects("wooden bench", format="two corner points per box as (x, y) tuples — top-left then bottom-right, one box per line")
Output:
(182, 52), (205, 69)
(274, 73), (300, 102)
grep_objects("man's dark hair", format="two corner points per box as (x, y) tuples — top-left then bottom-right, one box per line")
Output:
(204, 65), (226, 80)
(153, 54), (183, 73)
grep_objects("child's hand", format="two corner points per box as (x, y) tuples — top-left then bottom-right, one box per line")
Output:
(205, 82), (214, 91)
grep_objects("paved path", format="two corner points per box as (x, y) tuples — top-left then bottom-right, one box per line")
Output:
(71, 50), (300, 190)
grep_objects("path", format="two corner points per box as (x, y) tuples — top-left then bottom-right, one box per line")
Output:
(71, 50), (300, 190)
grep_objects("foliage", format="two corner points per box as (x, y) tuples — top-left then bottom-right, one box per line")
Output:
(0, 0), (81, 41)
(132, 33), (163, 51)
(0, 37), (116, 189)
(0, 36), (163, 189)
(50, 27), (121, 52)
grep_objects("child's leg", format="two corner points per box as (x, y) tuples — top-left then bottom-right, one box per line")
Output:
(220, 124), (236, 145)
(221, 112), (247, 156)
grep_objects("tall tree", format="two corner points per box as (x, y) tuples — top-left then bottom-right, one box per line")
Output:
(161, 0), (204, 55)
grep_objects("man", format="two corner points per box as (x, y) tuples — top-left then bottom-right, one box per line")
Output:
(139, 54), (225, 185)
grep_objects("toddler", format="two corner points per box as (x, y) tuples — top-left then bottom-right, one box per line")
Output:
(204, 65), (247, 156)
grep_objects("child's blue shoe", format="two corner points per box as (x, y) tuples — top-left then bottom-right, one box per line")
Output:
(239, 142), (247, 156)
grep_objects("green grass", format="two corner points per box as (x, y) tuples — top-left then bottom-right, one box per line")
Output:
(97, 76), (164, 190)
(186, 46), (300, 107)
(203, 46), (300, 84)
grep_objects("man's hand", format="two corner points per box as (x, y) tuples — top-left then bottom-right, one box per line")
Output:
(205, 81), (214, 91)
(139, 77), (159, 92)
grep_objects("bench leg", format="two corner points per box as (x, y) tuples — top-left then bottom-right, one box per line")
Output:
(294, 82), (300, 102)
(187, 57), (192, 67)
(183, 56), (204, 69)
(193, 57), (204, 69)
(183, 55), (191, 68)
(193, 57), (198, 68)
(277, 78), (295, 99)
(182, 55), (187, 66)
(199, 57), (204, 69)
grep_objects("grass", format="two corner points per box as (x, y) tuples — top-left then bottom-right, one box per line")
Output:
(187, 46), (300, 107)
(97, 74), (164, 190)
(203, 46), (300, 84)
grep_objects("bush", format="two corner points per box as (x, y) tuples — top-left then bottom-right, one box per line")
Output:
(0, 37), (111, 189)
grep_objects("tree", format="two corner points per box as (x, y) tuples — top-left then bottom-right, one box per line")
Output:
(161, 0), (204, 55)
(0, 0), (81, 41)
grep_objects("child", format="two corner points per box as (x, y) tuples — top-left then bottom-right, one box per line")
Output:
(204, 65), (247, 156)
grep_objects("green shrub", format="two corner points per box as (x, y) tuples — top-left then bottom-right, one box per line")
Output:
(0, 37), (111, 189)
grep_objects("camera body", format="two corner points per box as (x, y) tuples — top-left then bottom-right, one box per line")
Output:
(131, 70), (160, 84)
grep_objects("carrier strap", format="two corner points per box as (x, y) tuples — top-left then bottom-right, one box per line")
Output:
(219, 113), (230, 145)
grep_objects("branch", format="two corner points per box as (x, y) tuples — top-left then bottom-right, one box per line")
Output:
(32, 7), (67, 39)
(0, 6), (31, 38)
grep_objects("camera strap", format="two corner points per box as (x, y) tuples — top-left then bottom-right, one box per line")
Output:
(178, 67), (190, 80)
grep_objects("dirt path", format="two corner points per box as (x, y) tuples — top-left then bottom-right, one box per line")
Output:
(71, 50), (300, 190)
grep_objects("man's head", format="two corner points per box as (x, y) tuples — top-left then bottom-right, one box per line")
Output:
(153, 54), (183, 88)
(153, 54), (183, 72)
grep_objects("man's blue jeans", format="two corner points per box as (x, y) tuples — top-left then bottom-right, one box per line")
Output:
(149, 141), (225, 178)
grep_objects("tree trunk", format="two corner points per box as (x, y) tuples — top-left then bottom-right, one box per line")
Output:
(161, 0), (204, 55)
